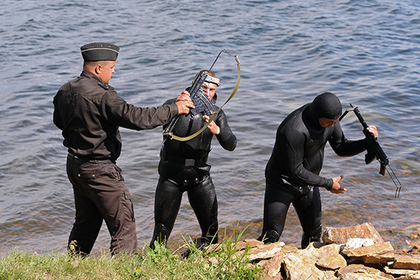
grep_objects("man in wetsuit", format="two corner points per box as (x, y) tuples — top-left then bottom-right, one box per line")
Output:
(258, 92), (378, 248)
(53, 42), (194, 255)
(149, 70), (237, 249)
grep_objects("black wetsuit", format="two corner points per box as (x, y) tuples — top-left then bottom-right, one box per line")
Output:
(150, 96), (236, 249)
(258, 92), (367, 248)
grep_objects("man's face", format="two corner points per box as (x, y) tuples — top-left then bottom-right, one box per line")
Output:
(319, 117), (339, 128)
(97, 61), (116, 84)
(201, 82), (217, 100)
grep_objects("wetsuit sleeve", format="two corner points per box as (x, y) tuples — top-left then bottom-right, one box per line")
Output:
(282, 127), (334, 189)
(215, 109), (237, 151)
(329, 121), (366, 156)
(101, 90), (179, 130)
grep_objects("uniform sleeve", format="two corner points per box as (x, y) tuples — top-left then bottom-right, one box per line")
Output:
(329, 121), (366, 156)
(101, 90), (179, 130)
(53, 94), (64, 130)
(215, 109), (237, 151)
(53, 83), (75, 131)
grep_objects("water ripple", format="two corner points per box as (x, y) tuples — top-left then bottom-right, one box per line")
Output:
(1, 0), (419, 254)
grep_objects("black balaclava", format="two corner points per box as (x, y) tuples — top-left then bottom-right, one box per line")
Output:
(307, 92), (342, 128)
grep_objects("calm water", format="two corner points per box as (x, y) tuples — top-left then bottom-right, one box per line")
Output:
(1, 0), (419, 255)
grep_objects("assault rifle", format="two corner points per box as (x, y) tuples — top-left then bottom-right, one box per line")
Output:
(163, 49), (240, 142)
(190, 85), (217, 116)
(162, 69), (212, 138)
(340, 104), (402, 197)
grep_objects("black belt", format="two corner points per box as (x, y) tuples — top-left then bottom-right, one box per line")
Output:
(164, 154), (206, 167)
(67, 153), (115, 164)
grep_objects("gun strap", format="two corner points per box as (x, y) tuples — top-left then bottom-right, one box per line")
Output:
(169, 51), (240, 142)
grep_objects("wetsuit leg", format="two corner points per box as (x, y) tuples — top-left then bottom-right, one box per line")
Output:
(150, 176), (183, 249)
(187, 174), (218, 245)
(293, 187), (322, 248)
(258, 180), (295, 243)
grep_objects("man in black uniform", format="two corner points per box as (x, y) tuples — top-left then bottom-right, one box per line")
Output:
(258, 92), (378, 248)
(149, 71), (237, 250)
(53, 42), (194, 255)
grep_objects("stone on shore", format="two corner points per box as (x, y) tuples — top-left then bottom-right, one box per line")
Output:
(245, 241), (286, 261)
(393, 255), (420, 270)
(213, 223), (420, 279)
(342, 241), (395, 264)
(282, 244), (337, 280)
(336, 264), (385, 277)
(322, 222), (384, 245)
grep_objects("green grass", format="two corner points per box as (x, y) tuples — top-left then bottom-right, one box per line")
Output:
(0, 230), (262, 280)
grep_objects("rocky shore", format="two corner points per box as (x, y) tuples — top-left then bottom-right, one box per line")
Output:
(206, 222), (420, 279)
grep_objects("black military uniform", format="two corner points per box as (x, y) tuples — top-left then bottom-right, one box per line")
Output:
(150, 92), (237, 249)
(53, 42), (179, 255)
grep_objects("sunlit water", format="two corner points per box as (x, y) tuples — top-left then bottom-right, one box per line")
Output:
(1, 0), (419, 255)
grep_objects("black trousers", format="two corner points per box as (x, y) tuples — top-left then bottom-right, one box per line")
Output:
(150, 170), (218, 248)
(258, 179), (322, 248)
(66, 155), (137, 255)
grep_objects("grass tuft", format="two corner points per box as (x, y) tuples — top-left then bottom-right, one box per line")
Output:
(0, 228), (262, 280)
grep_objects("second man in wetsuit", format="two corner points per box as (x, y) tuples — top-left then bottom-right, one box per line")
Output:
(258, 92), (378, 248)
(150, 70), (237, 249)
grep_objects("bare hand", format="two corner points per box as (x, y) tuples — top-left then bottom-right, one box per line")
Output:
(330, 175), (347, 194)
(366, 125), (378, 138)
(176, 90), (192, 102)
(175, 100), (194, 115)
(203, 115), (220, 135)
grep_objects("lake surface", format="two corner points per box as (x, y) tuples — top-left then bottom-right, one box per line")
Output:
(1, 0), (419, 255)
